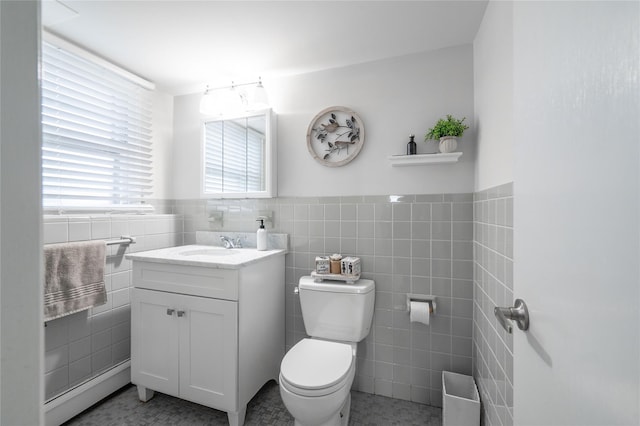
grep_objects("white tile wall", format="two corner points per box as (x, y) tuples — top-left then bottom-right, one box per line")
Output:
(43, 214), (183, 401)
(473, 183), (514, 426)
(41, 198), (482, 407)
(176, 193), (474, 407)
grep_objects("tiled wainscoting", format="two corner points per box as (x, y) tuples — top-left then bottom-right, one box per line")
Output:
(43, 214), (183, 400)
(176, 193), (475, 407)
(473, 183), (514, 426)
(42, 188), (513, 414)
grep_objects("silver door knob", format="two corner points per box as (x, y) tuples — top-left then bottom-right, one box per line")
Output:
(494, 299), (529, 333)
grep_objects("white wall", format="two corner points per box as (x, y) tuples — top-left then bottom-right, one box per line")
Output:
(150, 90), (175, 200)
(471, 3), (515, 425)
(172, 46), (476, 199)
(0, 1), (43, 424)
(473, 1), (513, 191)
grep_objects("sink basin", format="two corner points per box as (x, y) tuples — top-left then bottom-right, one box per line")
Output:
(178, 248), (235, 257)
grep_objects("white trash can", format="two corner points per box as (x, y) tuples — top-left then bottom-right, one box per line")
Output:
(442, 371), (480, 426)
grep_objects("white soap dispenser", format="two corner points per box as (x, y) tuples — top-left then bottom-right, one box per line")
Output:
(256, 218), (267, 251)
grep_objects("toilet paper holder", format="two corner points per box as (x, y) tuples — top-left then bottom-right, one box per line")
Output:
(406, 294), (436, 314)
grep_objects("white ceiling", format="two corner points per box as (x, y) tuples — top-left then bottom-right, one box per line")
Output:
(42, 0), (488, 95)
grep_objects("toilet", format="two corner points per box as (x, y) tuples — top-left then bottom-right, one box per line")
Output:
(279, 276), (375, 426)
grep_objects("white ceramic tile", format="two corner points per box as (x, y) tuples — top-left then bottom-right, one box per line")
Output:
(410, 386), (430, 404)
(110, 220), (130, 238)
(91, 295), (112, 315)
(452, 202), (473, 222)
(43, 221), (68, 244)
(431, 203), (452, 221)
(432, 222), (451, 241)
(393, 346), (410, 366)
(91, 219), (111, 239)
(112, 338), (130, 364)
(111, 271), (130, 291)
(411, 258), (430, 277)
(392, 221), (411, 239)
(45, 345), (69, 373)
(411, 203), (431, 221)
(374, 361), (393, 380)
(308, 204), (324, 220)
(45, 366), (69, 400)
(91, 329), (112, 353)
(374, 379), (393, 398)
(68, 356), (92, 386)
(45, 317), (68, 351)
(392, 203), (411, 221)
(356, 221), (375, 239)
(67, 313), (91, 341)
(392, 382), (412, 401)
(357, 204), (375, 221)
(111, 288), (130, 308)
(111, 321), (130, 343)
(69, 336), (92, 362)
(374, 239), (392, 256)
(91, 347), (112, 374)
(374, 203), (392, 221)
(353, 375), (374, 394)
(91, 310), (112, 333)
(293, 204), (309, 221)
(68, 220), (91, 241)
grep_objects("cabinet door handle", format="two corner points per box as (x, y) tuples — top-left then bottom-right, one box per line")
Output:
(177, 310), (186, 317)
(166, 308), (175, 316)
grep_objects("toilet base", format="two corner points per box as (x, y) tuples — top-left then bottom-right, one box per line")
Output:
(292, 393), (351, 426)
(340, 392), (351, 426)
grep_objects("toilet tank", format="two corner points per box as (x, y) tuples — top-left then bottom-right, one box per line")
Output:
(298, 276), (375, 342)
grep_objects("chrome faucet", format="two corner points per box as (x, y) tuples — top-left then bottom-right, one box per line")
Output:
(220, 236), (243, 249)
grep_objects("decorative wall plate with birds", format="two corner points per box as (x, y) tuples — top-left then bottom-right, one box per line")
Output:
(306, 106), (364, 167)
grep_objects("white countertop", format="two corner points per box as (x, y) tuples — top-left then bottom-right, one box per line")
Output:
(126, 245), (286, 269)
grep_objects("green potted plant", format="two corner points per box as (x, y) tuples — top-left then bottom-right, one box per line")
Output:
(424, 114), (469, 153)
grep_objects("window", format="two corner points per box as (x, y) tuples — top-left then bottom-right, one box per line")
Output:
(41, 38), (154, 211)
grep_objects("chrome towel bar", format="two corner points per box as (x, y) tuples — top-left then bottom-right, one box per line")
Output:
(106, 235), (136, 246)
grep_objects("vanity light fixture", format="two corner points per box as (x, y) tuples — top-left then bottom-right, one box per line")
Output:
(199, 77), (270, 116)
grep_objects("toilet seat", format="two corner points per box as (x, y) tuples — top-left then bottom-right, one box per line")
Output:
(280, 338), (354, 397)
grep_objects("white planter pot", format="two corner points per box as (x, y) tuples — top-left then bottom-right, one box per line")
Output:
(439, 137), (458, 153)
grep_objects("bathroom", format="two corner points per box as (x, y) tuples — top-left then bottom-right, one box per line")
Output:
(1, 1), (638, 425)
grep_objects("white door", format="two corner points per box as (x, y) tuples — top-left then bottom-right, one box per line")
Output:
(512, 2), (639, 425)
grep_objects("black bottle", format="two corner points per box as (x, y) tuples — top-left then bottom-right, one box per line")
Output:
(407, 134), (417, 155)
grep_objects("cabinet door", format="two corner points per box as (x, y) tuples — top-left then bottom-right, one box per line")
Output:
(177, 295), (238, 411)
(131, 288), (180, 397)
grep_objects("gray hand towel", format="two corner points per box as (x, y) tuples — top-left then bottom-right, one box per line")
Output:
(44, 240), (107, 321)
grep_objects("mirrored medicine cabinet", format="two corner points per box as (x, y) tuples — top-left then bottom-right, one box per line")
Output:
(201, 109), (276, 198)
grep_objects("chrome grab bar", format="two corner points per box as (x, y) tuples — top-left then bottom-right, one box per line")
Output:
(494, 299), (529, 334)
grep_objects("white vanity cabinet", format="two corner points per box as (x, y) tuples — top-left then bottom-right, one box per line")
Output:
(128, 248), (285, 426)
(132, 289), (238, 410)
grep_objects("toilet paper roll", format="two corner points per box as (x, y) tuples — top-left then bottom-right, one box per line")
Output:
(409, 301), (431, 326)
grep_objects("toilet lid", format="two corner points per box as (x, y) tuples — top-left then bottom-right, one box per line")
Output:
(280, 339), (353, 391)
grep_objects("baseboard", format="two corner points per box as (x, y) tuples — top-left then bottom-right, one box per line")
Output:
(44, 361), (131, 426)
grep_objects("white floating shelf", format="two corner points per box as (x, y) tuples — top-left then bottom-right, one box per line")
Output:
(388, 152), (463, 166)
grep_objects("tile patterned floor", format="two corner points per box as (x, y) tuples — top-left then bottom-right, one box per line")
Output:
(63, 381), (442, 425)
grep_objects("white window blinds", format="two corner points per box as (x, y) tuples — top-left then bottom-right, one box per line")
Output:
(41, 40), (153, 211)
